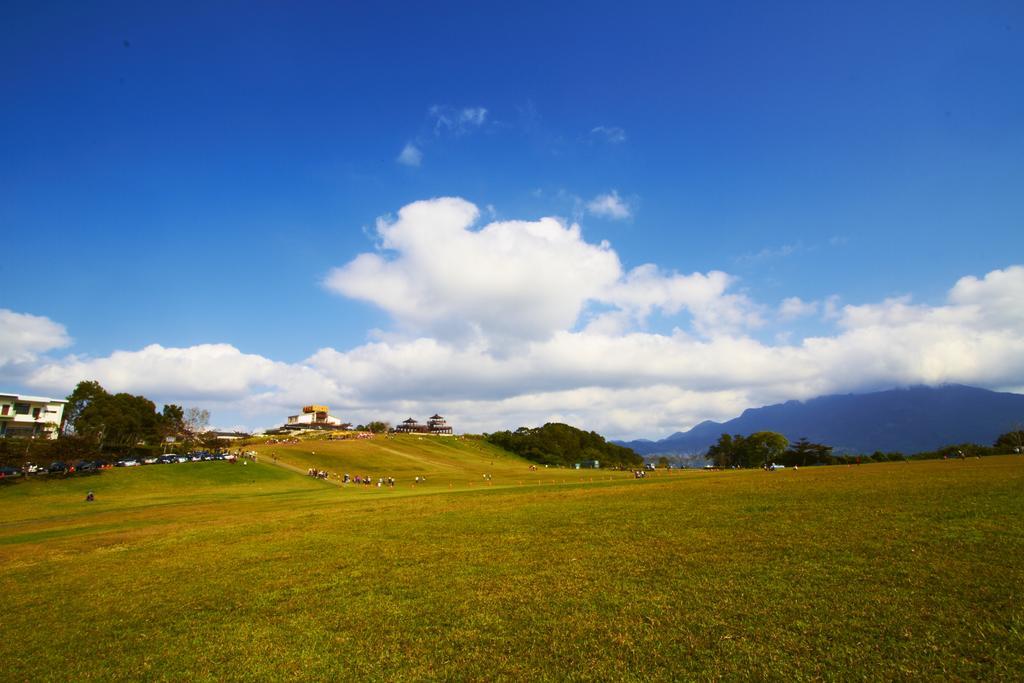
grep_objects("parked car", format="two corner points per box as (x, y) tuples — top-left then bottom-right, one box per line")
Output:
(76, 461), (99, 473)
(115, 459), (139, 467)
(48, 461), (68, 474)
(142, 457), (158, 465)
(0, 465), (23, 479)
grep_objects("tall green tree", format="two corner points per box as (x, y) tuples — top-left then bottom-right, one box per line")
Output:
(994, 429), (1024, 453)
(64, 380), (164, 449)
(745, 432), (789, 467)
(160, 404), (186, 441)
(63, 380), (109, 435)
(707, 434), (738, 468)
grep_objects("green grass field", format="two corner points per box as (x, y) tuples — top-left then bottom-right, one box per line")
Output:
(247, 433), (637, 492)
(2, 450), (1022, 680)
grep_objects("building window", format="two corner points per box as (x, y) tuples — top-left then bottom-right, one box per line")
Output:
(14, 403), (30, 415)
(32, 407), (42, 419)
(1, 404), (9, 416)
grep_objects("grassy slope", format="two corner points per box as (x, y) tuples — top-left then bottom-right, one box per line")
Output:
(248, 434), (635, 491)
(1, 456), (1022, 680)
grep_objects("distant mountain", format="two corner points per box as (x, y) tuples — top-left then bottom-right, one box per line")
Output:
(616, 385), (1024, 456)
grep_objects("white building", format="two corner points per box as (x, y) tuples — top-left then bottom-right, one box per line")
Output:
(0, 393), (67, 440)
(283, 405), (348, 431)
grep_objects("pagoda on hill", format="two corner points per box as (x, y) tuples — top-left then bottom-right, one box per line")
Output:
(394, 414), (454, 435)
(427, 414), (453, 435)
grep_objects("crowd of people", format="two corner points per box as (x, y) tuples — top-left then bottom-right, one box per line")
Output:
(343, 474), (396, 488)
(328, 432), (376, 441)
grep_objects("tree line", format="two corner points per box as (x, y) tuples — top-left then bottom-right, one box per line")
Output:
(63, 380), (212, 447)
(0, 380), (215, 467)
(486, 422), (643, 469)
(703, 429), (1024, 468)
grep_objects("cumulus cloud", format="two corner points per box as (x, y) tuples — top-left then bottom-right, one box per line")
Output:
(26, 257), (1022, 436)
(948, 265), (1024, 328)
(0, 309), (71, 366)
(778, 297), (819, 320)
(6, 196), (1023, 440)
(602, 266), (762, 336)
(396, 143), (422, 167)
(324, 197), (622, 343)
(586, 190), (631, 220)
(22, 342), (346, 428)
(324, 198), (758, 343)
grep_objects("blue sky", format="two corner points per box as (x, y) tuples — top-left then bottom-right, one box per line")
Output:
(2, 1), (1023, 437)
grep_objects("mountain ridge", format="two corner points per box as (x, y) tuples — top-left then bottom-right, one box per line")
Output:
(615, 385), (1024, 456)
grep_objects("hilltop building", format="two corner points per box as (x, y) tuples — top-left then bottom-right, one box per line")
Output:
(0, 392), (67, 440)
(395, 414), (454, 435)
(282, 405), (351, 432)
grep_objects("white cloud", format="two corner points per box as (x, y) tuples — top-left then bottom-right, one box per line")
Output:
(429, 105), (488, 135)
(7, 196), (1023, 441)
(738, 242), (805, 263)
(603, 266), (763, 336)
(778, 296), (819, 320)
(396, 143), (422, 167)
(459, 107), (487, 127)
(586, 190), (631, 220)
(0, 309), (71, 366)
(37, 256), (1021, 436)
(28, 343), (289, 400)
(948, 265), (1024, 328)
(324, 197), (622, 343)
(591, 125), (626, 143)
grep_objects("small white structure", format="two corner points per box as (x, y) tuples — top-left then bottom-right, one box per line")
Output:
(0, 392), (66, 440)
(210, 431), (250, 441)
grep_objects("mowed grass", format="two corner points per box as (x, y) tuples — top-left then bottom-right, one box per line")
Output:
(1, 456), (1023, 680)
(249, 434), (636, 492)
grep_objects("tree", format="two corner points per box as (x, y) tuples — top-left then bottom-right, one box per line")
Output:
(184, 407), (210, 436)
(73, 392), (161, 449)
(707, 434), (738, 468)
(486, 423), (642, 469)
(994, 428), (1024, 454)
(707, 432), (788, 468)
(657, 456), (671, 468)
(161, 404), (185, 440)
(745, 432), (789, 467)
(782, 437), (833, 467)
(366, 421), (390, 434)
(63, 380), (109, 435)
